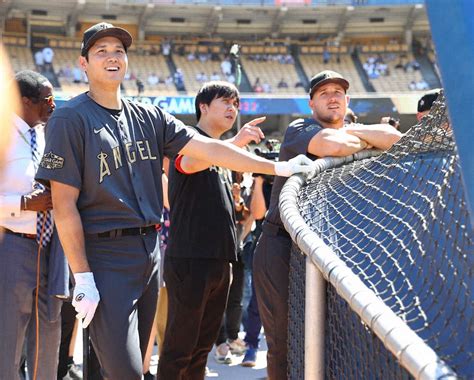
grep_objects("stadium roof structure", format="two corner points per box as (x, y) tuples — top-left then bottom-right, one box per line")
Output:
(1, 0), (429, 39)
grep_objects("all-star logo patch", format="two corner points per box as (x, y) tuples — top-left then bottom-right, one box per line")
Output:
(75, 293), (85, 302)
(305, 124), (318, 132)
(40, 151), (65, 169)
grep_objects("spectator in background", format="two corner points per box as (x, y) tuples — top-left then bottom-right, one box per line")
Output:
(124, 70), (137, 81)
(72, 66), (82, 84)
(162, 39), (171, 56)
(34, 49), (45, 70)
(240, 169), (273, 368)
(198, 53), (209, 63)
(165, 75), (174, 87)
(196, 72), (208, 83)
(416, 88), (440, 122)
(57, 64), (73, 82)
(323, 47), (331, 64)
(415, 79), (429, 91)
(395, 56), (405, 70)
(253, 78), (263, 93)
(262, 82), (272, 93)
(42, 46), (54, 68)
(221, 57), (232, 77)
(174, 68), (185, 90)
(187, 52), (196, 61)
(295, 80), (304, 88)
(150, 45), (159, 56)
(214, 172), (251, 365)
(210, 71), (221, 81)
(284, 54), (294, 64)
(147, 72), (160, 87)
(408, 80), (417, 91)
(277, 78), (289, 89)
(136, 78), (145, 96)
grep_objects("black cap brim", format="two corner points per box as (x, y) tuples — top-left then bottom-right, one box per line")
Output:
(309, 77), (349, 97)
(81, 27), (132, 57)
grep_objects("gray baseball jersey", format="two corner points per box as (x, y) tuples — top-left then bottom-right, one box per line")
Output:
(36, 93), (195, 234)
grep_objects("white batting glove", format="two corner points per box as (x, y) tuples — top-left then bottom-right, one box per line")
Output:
(72, 272), (100, 328)
(274, 154), (315, 177)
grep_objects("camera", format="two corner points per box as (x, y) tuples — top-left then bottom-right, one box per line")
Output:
(381, 116), (400, 130)
(254, 149), (279, 161)
(254, 139), (280, 161)
(388, 117), (400, 128)
(253, 139), (280, 184)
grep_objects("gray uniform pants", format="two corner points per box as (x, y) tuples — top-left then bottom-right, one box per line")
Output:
(253, 222), (292, 380)
(0, 233), (61, 380)
(85, 232), (160, 380)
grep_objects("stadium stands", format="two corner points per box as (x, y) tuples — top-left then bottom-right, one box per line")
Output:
(0, 0), (438, 100)
(126, 52), (176, 96)
(242, 54), (305, 95)
(299, 50), (366, 94)
(359, 52), (426, 92)
(172, 54), (223, 94)
(4, 44), (35, 73)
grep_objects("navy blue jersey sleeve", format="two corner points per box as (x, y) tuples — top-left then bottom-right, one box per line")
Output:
(279, 118), (322, 161)
(36, 107), (84, 189)
(161, 109), (195, 158)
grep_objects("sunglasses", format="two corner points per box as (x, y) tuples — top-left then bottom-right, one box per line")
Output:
(33, 95), (54, 107)
(41, 95), (55, 107)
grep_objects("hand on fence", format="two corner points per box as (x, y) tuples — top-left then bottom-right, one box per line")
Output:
(275, 154), (315, 177)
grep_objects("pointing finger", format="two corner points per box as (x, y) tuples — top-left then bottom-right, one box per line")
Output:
(247, 116), (266, 127)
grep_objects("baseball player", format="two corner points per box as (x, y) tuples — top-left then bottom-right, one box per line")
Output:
(35, 23), (314, 380)
(253, 70), (402, 380)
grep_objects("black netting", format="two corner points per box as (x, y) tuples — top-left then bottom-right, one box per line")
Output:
(287, 93), (474, 379)
(325, 283), (412, 380)
(288, 244), (306, 380)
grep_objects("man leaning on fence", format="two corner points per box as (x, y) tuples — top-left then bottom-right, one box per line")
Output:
(253, 70), (402, 380)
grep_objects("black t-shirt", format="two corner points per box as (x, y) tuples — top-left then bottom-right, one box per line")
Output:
(265, 118), (322, 228)
(166, 127), (237, 260)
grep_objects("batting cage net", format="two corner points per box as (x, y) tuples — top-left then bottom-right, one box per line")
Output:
(281, 93), (473, 380)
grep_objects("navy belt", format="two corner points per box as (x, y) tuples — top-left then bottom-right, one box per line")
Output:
(92, 225), (158, 238)
(2, 228), (36, 240)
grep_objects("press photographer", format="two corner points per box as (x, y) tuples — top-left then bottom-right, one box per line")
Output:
(253, 139), (280, 185)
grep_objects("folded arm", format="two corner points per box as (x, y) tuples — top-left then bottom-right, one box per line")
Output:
(344, 124), (402, 151)
(308, 128), (368, 158)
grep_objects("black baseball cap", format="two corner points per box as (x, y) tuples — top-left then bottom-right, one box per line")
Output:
(309, 70), (349, 98)
(81, 22), (133, 57)
(417, 88), (441, 113)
